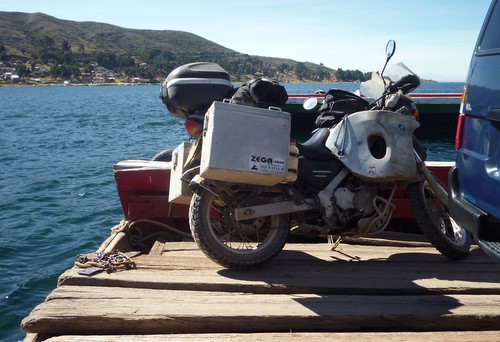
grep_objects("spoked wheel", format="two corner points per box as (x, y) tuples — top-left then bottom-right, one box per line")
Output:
(189, 187), (290, 269)
(406, 177), (471, 259)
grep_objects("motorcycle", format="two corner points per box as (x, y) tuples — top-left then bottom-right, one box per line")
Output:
(171, 40), (472, 269)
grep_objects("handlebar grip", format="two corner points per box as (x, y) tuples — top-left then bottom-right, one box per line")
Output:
(389, 74), (421, 94)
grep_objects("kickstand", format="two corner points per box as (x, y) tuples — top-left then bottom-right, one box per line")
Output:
(327, 235), (342, 250)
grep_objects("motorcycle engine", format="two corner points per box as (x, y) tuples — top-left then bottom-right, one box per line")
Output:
(333, 184), (377, 217)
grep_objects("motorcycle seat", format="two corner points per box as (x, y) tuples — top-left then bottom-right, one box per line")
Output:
(297, 128), (335, 161)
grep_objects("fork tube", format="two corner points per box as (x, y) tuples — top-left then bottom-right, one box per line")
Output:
(413, 149), (448, 204)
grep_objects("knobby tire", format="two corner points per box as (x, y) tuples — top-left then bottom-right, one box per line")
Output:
(406, 178), (471, 260)
(189, 188), (290, 269)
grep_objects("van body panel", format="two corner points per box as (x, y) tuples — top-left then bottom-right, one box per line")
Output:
(449, 0), (500, 259)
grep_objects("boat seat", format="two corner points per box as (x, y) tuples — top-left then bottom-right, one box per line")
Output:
(297, 128), (335, 161)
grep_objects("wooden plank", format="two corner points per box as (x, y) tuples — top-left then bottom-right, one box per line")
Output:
(57, 264), (500, 295)
(148, 239), (166, 256)
(42, 331), (500, 342)
(157, 240), (491, 264)
(21, 285), (500, 335)
(58, 242), (500, 295)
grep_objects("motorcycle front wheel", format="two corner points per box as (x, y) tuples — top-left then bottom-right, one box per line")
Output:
(406, 177), (471, 259)
(189, 187), (290, 269)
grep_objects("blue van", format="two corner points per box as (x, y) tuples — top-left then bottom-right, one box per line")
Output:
(449, 0), (500, 260)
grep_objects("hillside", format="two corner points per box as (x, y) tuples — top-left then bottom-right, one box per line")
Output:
(0, 11), (367, 83)
(0, 12), (235, 57)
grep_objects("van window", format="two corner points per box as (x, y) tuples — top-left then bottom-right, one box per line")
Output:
(479, 1), (500, 51)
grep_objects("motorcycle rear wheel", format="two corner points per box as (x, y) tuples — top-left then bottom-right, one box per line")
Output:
(406, 177), (471, 259)
(189, 187), (290, 269)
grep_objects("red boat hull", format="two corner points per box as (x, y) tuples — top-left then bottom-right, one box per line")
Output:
(113, 161), (188, 221)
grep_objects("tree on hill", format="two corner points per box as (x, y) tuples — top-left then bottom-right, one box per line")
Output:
(0, 42), (7, 61)
(335, 68), (368, 82)
(16, 63), (30, 77)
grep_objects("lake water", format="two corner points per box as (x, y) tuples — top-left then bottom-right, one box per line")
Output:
(0, 82), (463, 341)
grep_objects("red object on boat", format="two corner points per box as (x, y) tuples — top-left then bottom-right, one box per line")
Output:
(113, 160), (188, 221)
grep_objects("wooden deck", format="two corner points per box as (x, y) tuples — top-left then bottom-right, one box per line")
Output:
(21, 231), (500, 341)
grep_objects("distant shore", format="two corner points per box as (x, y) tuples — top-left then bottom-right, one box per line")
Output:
(0, 81), (158, 87)
(0, 77), (446, 88)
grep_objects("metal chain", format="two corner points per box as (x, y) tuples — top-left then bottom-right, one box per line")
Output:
(75, 249), (136, 273)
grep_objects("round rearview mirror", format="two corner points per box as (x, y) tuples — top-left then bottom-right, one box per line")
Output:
(303, 97), (319, 110)
(386, 40), (396, 58)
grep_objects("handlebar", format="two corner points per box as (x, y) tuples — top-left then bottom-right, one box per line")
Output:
(388, 74), (421, 95)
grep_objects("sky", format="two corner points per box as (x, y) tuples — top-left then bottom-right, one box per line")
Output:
(1, 0), (493, 81)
